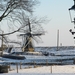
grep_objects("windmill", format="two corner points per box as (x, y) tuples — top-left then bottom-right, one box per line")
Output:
(20, 19), (44, 52)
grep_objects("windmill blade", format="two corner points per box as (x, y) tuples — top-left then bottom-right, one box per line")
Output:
(33, 36), (43, 43)
(37, 36), (43, 40)
(28, 19), (31, 32)
(37, 36), (43, 43)
(20, 33), (31, 36)
(32, 36), (40, 43)
(32, 33), (44, 36)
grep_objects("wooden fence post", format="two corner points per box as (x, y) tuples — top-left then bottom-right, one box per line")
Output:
(33, 61), (36, 68)
(50, 66), (52, 73)
(46, 59), (48, 66)
(20, 62), (22, 69)
(16, 63), (18, 73)
(73, 58), (75, 64)
(61, 59), (62, 64)
(9, 63), (11, 71)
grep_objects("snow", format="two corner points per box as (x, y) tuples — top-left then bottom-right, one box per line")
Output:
(1, 47), (75, 75)
(1, 73), (75, 75)
(8, 65), (75, 73)
(0, 65), (75, 75)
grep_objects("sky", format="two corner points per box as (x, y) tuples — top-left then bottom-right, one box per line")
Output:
(0, 0), (75, 47)
(33, 0), (75, 47)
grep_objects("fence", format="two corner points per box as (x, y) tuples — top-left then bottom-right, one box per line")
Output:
(8, 63), (75, 73)
(6, 58), (75, 73)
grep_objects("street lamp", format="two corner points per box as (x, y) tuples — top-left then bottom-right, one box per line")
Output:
(69, 0), (75, 25)
(69, 0), (75, 48)
(69, 0), (75, 36)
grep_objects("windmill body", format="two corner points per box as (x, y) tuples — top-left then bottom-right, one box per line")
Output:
(22, 34), (34, 52)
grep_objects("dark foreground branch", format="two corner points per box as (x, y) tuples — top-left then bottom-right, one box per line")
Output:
(0, 28), (20, 36)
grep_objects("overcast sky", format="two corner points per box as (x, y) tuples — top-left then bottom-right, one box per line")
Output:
(0, 0), (75, 47)
(32, 0), (75, 47)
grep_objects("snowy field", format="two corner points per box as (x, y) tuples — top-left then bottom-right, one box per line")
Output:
(1, 47), (75, 65)
(1, 65), (75, 75)
(0, 46), (75, 75)
(1, 73), (75, 75)
(9, 65), (75, 73)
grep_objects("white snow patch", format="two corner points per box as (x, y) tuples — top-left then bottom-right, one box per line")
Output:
(8, 65), (75, 73)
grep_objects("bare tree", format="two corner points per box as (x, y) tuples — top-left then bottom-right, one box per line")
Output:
(0, 0), (39, 21)
(14, 12), (46, 34)
(0, 0), (39, 35)
(0, 0), (49, 49)
(15, 12), (48, 44)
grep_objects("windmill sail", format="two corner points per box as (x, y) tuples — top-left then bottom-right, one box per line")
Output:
(20, 19), (44, 52)
(22, 19), (34, 52)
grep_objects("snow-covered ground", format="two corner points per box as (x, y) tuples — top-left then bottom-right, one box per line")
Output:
(1, 73), (75, 75)
(9, 65), (75, 73)
(0, 47), (75, 75)
(1, 65), (75, 75)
